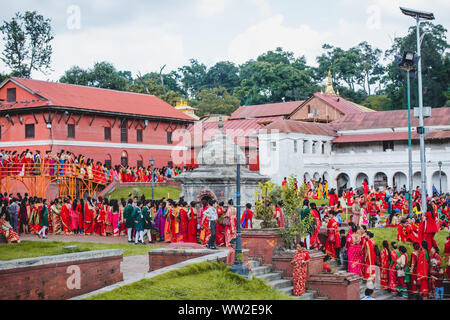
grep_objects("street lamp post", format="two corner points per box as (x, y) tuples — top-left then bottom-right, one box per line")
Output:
(438, 161), (442, 195)
(395, 51), (418, 216)
(400, 6), (435, 217)
(230, 143), (249, 276)
(150, 157), (155, 201)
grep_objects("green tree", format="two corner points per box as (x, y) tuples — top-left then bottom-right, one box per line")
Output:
(383, 22), (449, 109)
(191, 87), (240, 117)
(0, 11), (54, 78)
(254, 180), (278, 229)
(0, 73), (8, 83)
(362, 94), (393, 111)
(59, 66), (90, 85)
(236, 48), (319, 105)
(178, 59), (207, 98)
(60, 62), (131, 91)
(126, 77), (182, 106)
(280, 175), (313, 249)
(353, 41), (385, 96)
(204, 61), (240, 94)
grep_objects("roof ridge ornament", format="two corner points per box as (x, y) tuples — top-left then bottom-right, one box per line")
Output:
(325, 70), (336, 96)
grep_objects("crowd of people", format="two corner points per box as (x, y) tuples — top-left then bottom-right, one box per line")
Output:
(291, 177), (450, 300)
(0, 192), (256, 248)
(0, 149), (195, 184)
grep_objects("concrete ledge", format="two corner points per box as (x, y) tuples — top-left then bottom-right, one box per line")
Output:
(71, 249), (230, 300)
(0, 249), (123, 271)
(0, 249), (124, 300)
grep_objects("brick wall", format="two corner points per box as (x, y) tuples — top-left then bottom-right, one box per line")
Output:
(0, 250), (123, 300)
(307, 272), (361, 300)
(149, 249), (223, 271)
(241, 229), (283, 264)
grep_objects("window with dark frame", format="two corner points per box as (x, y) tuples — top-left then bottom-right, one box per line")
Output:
(120, 120), (128, 143)
(25, 124), (35, 139)
(383, 141), (394, 151)
(136, 129), (143, 143)
(104, 127), (111, 141)
(137, 160), (143, 168)
(104, 160), (112, 169)
(7, 88), (16, 102)
(167, 131), (173, 144)
(121, 157), (128, 167)
(67, 124), (75, 138)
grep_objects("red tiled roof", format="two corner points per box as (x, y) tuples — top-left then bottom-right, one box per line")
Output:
(188, 117), (281, 148)
(333, 130), (450, 143)
(3, 77), (194, 121)
(332, 108), (450, 131)
(261, 119), (338, 136)
(230, 101), (304, 120)
(312, 93), (373, 115)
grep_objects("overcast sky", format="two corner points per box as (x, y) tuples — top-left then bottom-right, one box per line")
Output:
(0, 0), (448, 81)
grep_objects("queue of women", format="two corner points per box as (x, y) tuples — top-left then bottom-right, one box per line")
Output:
(0, 149), (194, 184)
(286, 175), (450, 299)
(0, 192), (257, 251)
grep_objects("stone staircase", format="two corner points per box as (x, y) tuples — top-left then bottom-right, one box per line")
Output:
(328, 260), (405, 300)
(248, 260), (318, 300)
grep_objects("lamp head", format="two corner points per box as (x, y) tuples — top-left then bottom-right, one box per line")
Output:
(150, 157), (155, 166)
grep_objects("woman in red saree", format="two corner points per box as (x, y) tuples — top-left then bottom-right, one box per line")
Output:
(60, 200), (72, 235)
(83, 199), (94, 235)
(423, 204), (438, 250)
(77, 199), (84, 234)
(179, 202), (189, 243)
(417, 241), (429, 298)
(363, 232), (376, 282)
(186, 202), (198, 243)
(272, 202), (285, 228)
(215, 203), (225, 246)
(291, 242), (310, 296)
(389, 242), (399, 292)
(224, 200), (237, 247)
(380, 240), (391, 290)
(409, 242), (420, 295)
(309, 203), (321, 249)
(325, 211), (340, 258)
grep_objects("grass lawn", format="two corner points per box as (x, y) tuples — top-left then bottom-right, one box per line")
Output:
(370, 227), (448, 255)
(87, 262), (293, 300)
(0, 241), (162, 261)
(106, 186), (181, 201)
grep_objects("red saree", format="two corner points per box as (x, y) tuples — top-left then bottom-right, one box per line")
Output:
(325, 218), (340, 258)
(380, 248), (390, 289)
(292, 248), (310, 296)
(417, 249), (429, 297)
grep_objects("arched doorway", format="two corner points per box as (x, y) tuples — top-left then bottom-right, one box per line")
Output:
(374, 172), (388, 190)
(393, 172), (407, 191)
(355, 173), (369, 190)
(303, 172), (311, 183)
(196, 189), (218, 205)
(336, 173), (350, 193)
(323, 171), (330, 182)
(313, 172), (320, 181)
(432, 171), (448, 194)
(413, 172), (422, 190)
(121, 151), (128, 167)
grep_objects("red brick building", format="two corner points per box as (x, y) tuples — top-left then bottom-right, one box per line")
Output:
(0, 77), (195, 169)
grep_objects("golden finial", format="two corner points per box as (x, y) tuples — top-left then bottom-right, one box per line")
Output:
(324, 70), (336, 96)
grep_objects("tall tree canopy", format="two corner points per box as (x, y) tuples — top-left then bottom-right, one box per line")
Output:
(0, 11), (53, 78)
(383, 22), (449, 109)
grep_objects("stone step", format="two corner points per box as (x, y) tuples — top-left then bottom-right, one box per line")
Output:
(279, 286), (294, 296)
(297, 292), (316, 300)
(252, 266), (271, 276)
(248, 260), (260, 269)
(255, 272), (282, 282)
(269, 279), (293, 290)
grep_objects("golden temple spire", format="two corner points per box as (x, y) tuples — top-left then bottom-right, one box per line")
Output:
(324, 70), (336, 96)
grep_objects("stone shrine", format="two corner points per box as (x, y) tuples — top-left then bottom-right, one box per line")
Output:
(174, 120), (269, 206)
